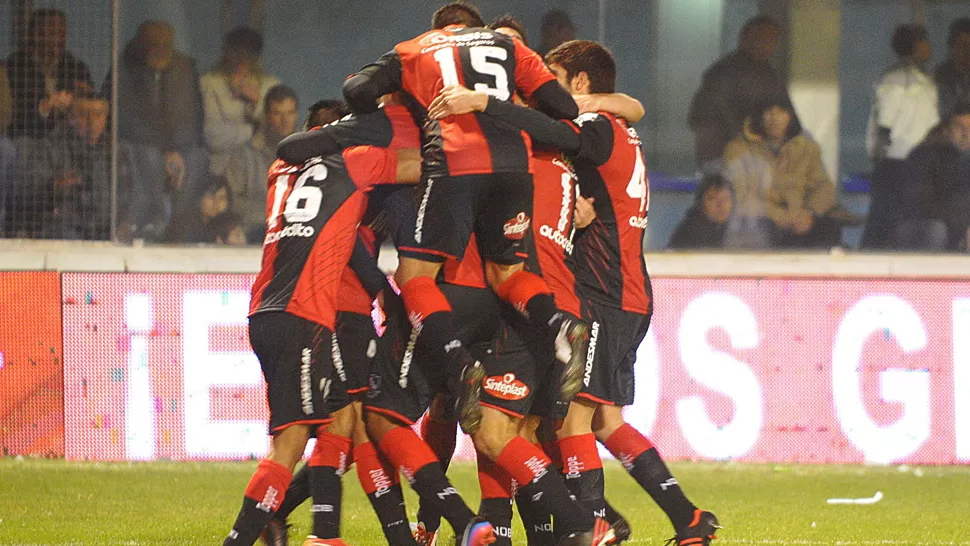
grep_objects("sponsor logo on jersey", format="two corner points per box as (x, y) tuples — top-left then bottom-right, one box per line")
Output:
(539, 224), (574, 254)
(418, 30), (497, 51)
(264, 223), (315, 245)
(300, 348), (313, 415)
(483, 373), (530, 400)
(629, 215), (648, 229)
(584, 321), (600, 387)
(503, 212), (531, 240)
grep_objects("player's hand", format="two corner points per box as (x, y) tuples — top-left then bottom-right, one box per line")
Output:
(574, 195), (596, 229)
(427, 86), (488, 120)
(792, 209), (814, 235)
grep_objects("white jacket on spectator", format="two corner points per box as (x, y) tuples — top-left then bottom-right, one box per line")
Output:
(866, 62), (939, 160)
(200, 71), (280, 175)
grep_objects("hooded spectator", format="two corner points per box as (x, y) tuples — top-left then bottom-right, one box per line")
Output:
(668, 174), (733, 249)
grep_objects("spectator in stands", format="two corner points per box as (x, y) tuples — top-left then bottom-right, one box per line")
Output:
(722, 99), (840, 249)
(108, 20), (208, 242)
(688, 15), (791, 174)
(201, 27), (280, 176)
(14, 93), (131, 240)
(862, 24), (939, 249)
(0, 65), (13, 234)
(538, 10), (576, 57)
(166, 175), (245, 244)
(892, 105), (970, 251)
(668, 173), (733, 249)
(7, 9), (93, 138)
(935, 18), (970, 120)
(225, 85), (297, 242)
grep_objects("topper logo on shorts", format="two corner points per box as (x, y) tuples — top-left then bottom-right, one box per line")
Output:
(301, 348), (313, 415)
(503, 212), (531, 240)
(484, 373), (530, 400)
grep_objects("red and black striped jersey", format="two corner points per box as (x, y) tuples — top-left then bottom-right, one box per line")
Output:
(529, 151), (581, 317)
(249, 147), (404, 329)
(348, 25), (557, 177)
(569, 112), (652, 314)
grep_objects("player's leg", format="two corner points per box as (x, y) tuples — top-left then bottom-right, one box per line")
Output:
(225, 313), (332, 546)
(511, 416), (556, 546)
(476, 453), (514, 546)
(304, 405), (353, 543)
(556, 399), (607, 520)
(414, 396), (458, 542)
(478, 173), (590, 410)
(394, 176), (487, 433)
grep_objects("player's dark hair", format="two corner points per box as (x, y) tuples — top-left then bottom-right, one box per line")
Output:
(304, 99), (349, 130)
(748, 99), (802, 142)
(891, 24), (928, 57)
(948, 17), (970, 46)
(545, 40), (616, 94)
(490, 14), (529, 46)
(431, 2), (484, 29)
(263, 84), (298, 115)
(740, 15), (779, 40)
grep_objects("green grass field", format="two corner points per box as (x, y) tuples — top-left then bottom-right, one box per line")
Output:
(1, 458), (968, 545)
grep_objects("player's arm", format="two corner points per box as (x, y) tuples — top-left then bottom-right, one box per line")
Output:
(343, 50), (403, 114)
(575, 93), (645, 123)
(428, 86), (580, 152)
(277, 109), (395, 164)
(511, 39), (578, 120)
(349, 227), (391, 299)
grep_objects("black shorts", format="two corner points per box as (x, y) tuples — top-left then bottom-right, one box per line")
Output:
(365, 284), (500, 424)
(399, 173), (534, 265)
(577, 301), (651, 407)
(334, 311), (378, 396)
(249, 312), (336, 433)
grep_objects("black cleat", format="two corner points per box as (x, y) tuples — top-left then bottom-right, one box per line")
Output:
(604, 501), (631, 543)
(456, 359), (486, 434)
(260, 518), (290, 546)
(556, 517), (615, 546)
(665, 510), (720, 546)
(554, 317), (590, 406)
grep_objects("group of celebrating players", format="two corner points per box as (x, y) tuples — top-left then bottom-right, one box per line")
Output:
(221, 3), (720, 546)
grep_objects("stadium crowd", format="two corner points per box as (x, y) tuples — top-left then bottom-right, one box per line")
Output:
(0, 8), (968, 248)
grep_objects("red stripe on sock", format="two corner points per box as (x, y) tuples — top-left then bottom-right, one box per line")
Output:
(494, 271), (551, 313)
(420, 417), (458, 463)
(495, 436), (552, 487)
(377, 426), (440, 476)
(243, 459), (293, 512)
(558, 433), (604, 473)
(400, 276), (451, 328)
(477, 453), (514, 500)
(604, 423), (655, 463)
(355, 440), (399, 495)
(310, 431), (352, 474)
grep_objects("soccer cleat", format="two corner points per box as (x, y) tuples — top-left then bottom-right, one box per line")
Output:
(457, 517), (496, 546)
(411, 522), (439, 546)
(261, 518), (289, 546)
(554, 318), (590, 406)
(455, 359), (486, 434)
(556, 517), (615, 546)
(665, 510), (721, 546)
(609, 514), (631, 544)
(301, 536), (350, 546)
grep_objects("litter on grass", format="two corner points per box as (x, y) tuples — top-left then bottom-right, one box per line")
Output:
(826, 491), (883, 505)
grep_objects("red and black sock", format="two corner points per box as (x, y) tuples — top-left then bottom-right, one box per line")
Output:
(378, 425), (474, 534)
(416, 417), (458, 532)
(355, 440), (416, 546)
(477, 453), (514, 546)
(494, 270), (560, 331)
(308, 431), (351, 539)
(558, 433), (606, 519)
(224, 459), (292, 546)
(496, 436), (594, 537)
(273, 463), (310, 522)
(604, 424), (697, 531)
(400, 276), (470, 376)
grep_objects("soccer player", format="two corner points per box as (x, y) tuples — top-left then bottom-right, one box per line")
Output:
(261, 102), (417, 546)
(220, 108), (421, 546)
(343, 1), (587, 435)
(425, 40), (721, 546)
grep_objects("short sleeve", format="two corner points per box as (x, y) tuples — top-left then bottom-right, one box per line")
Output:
(343, 146), (398, 189)
(573, 113), (615, 166)
(513, 40), (557, 98)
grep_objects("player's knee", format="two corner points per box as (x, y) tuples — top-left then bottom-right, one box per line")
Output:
(557, 399), (596, 438)
(324, 404), (357, 438)
(591, 405), (626, 442)
(267, 424), (311, 471)
(484, 261), (523, 290)
(364, 410), (397, 443)
(472, 407), (518, 459)
(395, 257), (440, 287)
